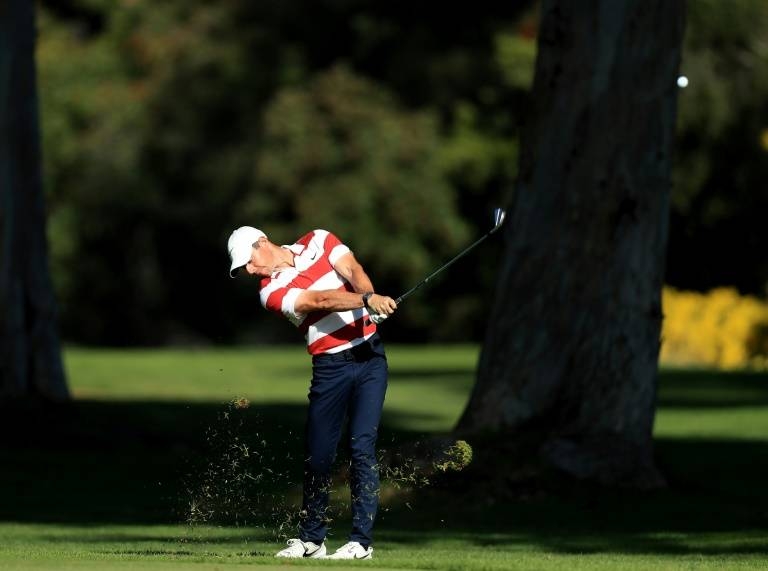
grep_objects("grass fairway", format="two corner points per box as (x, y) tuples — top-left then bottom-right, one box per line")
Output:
(1, 346), (767, 570)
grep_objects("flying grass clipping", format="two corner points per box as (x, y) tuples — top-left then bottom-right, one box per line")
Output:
(183, 398), (474, 538)
(434, 440), (473, 472)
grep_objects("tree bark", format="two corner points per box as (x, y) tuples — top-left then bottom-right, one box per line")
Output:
(0, 0), (69, 400)
(457, 0), (685, 488)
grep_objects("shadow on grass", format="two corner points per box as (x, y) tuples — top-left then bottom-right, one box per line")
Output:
(0, 368), (767, 557)
(658, 368), (768, 408)
(388, 371), (474, 398)
(0, 398), (426, 526)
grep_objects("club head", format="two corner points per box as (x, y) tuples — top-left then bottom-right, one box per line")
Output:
(491, 207), (506, 232)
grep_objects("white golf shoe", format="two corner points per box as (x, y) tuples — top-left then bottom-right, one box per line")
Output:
(274, 538), (326, 558)
(326, 541), (374, 560)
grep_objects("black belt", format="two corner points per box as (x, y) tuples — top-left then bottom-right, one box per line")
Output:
(313, 335), (380, 363)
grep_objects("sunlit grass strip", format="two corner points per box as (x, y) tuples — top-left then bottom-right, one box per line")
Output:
(2, 523), (768, 570)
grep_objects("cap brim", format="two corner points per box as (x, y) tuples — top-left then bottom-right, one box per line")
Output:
(229, 251), (251, 278)
(228, 228), (264, 278)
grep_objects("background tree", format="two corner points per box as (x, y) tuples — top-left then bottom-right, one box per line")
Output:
(458, 0), (686, 487)
(0, 0), (68, 399)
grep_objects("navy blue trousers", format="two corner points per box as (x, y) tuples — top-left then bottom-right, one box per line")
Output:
(299, 334), (387, 548)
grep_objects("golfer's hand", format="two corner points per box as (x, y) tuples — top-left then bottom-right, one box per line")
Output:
(367, 294), (397, 316)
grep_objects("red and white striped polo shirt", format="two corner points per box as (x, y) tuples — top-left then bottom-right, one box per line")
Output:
(259, 229), (377, 355)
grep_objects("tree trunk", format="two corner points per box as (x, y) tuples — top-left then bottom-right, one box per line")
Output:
(0, 0), (69, 400)
(457, 0), (685, 488)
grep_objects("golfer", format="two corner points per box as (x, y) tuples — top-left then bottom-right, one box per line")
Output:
(227, 226), (397, 560)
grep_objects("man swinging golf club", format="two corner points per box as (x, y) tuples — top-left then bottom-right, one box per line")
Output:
(227, 225), (397, 560)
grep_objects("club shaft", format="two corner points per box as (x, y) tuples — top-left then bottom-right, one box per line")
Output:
(395, 232), (493, 305)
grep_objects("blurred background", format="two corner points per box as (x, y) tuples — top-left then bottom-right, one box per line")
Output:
(37, 0), (768, 366)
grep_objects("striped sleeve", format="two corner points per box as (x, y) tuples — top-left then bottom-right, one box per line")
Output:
(260, 280), (305, 327)
(322, 231), (351, 266)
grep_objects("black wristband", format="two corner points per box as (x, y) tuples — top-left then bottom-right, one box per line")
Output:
(362, 292), (374, 309)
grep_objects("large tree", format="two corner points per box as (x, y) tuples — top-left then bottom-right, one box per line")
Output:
(0, 0), (68, 399)
(457, 0), (686, 487)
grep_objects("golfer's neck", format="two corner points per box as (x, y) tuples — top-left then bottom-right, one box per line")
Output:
(277, 246), (295, 267)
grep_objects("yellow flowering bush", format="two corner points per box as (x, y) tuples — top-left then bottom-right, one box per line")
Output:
(660, 287), (768, 369)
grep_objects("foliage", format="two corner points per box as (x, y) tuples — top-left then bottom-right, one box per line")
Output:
(32, 0), (768, 344)
(661, 286), (768, 369)
(669, 0), (768, 294)
(244, 65), (469, 292)
(36, 0), (534, 344)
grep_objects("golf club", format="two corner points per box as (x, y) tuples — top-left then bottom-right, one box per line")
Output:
(369, 207), (507, 324)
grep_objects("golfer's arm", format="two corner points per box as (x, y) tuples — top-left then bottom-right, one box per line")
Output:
(293, 252), (395, 314)
(333, 252), (375, 294)
(293, 253), (376, 313)
(335, 252), (398, 315)
(294, 252), (373, 313)
(294, 289), (366, 313)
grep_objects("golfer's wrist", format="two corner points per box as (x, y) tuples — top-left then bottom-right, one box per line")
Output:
(362, 292), (374, 309)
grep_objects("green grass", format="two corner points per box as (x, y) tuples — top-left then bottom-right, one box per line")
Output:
(1, 345), (767, 570)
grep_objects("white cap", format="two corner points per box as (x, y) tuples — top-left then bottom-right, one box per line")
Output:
(227, 226), (266, 277)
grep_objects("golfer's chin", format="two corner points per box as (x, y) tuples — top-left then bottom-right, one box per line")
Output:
(248, 268), (273, 279)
